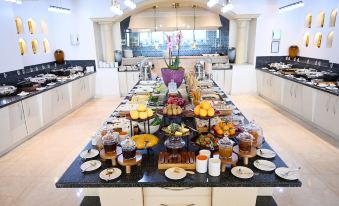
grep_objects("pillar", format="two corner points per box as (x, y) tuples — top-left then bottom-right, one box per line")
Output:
(99, 22), (114, 64)
(236, 19), (250, 64)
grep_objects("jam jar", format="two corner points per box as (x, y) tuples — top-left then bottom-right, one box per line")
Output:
(218, 137), (233, 159)
(102, 132), (118, 154)
(120, 136), (137, 159)
(237, 132), (254, 153)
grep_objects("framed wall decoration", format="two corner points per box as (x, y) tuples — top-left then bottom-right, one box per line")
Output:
(271, 41), (280, 53)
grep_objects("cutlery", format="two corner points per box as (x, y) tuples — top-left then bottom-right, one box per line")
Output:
(281, 167), (301, 177)
(255, 160), (275, 168)
(105, 168), (115, 181)
(81, 162), (96, 173)
(238, 168), (258, 176)
(259, 149), (275, 156)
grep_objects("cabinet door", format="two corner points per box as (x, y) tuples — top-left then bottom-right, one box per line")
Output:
(224, 70), (232, 94)
(41, 90), (54, 126)
(59, 84), (71, 115)
(22, 95), (42, 135)
(213, 70), (225, 88)
(118, 72), (128, 97)
(282, 80), (295, 111)
(88, 74), (96, 98)
(293, 83), (303, 115)
(0, 107), (11, 154)
(271, 75), (282, 104)
(301, 85), (314, 122)
(261, 73), (271, 99)
(333, 97), (339, 137)
(133, 72), (140, 86)
(9, 102), (28, 144)
(256, 70), (263, 95)
(313, 91), (336, 134)
(71, 78), (83, 107)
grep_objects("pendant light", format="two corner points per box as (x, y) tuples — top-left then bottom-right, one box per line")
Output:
(221, 0), (233, 13)
(192, 5), (197, 49)
(124, 0), (136, 10)
(110, 0), (123, 16)
(173, 2), (179, 31)
(207, 0), (218, 8)
(153, 5), (158, 32)
(4, 0), (22, 4)
(48, 0), (71, 14)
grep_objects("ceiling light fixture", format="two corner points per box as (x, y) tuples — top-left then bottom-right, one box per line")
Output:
(110, 0), (123, 16)
(221, 0), (233, 13)
(207, 0), (218, 8)
(48, 0), (71, 14)
(279, 1), (304, 13)
(4, 0), (22, 4)
(124, 0), (136, 10)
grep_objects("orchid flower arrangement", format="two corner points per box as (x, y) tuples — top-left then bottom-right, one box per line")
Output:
(164, 31), (183, 70)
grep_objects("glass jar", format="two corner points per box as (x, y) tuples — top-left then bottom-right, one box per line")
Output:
(102, 132), (118, 154)
(244, 121), (263, 145)
(218, 137), (233, 159)
(164, 136), (185, 155)
(237, 132), (254, 153)
(120, 136), (136, 159)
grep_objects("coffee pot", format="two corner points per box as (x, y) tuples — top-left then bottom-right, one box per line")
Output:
(195, 62), (205, 81)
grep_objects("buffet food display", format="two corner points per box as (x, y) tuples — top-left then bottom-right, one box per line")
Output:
(80, 72), (301, 183)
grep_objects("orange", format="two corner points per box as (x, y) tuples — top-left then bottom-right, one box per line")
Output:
(229, 128), (236, 135)
(226, 122), (234, 128)
(199, 109), (207, 117)
(216, 129), (224, 135)
(207, 108), (215, 117)
(214, 125), (221, 131)
(194, 105), (201, 116)
(222, 125), (229, 131)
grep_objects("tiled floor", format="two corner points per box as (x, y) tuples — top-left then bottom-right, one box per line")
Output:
(0, 95), (338, 206)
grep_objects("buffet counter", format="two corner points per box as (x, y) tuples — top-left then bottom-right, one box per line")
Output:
(56, 79), (301, 206)
(256, 68), (339, 140)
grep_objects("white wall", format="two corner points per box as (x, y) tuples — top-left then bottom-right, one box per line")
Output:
(255, 0), (339, 63)
(0, 2), (24, 72)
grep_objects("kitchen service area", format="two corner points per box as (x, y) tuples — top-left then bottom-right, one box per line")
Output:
(0, 0), (339, 206)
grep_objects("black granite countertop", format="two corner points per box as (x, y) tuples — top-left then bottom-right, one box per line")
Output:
(256, 68), (339, 96)
(56, 81), (301, 188)
(0, 72), (96, 109)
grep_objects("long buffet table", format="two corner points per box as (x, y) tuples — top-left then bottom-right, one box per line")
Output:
(56, 79), (301, 206)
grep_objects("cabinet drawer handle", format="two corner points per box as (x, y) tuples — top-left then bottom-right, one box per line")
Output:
(326, 96), (331, 112)
(161, 187), (193, 191)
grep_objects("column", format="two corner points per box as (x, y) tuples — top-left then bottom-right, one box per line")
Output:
(99, 22), (114, 64)
(236, 19), (250, 64)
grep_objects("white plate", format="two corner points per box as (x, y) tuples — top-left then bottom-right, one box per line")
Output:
(80, 160), (101, 172)
(231, 166), (254, 179)
(47, 82), (56, 86)
(275, 167), (300, 181)
(36, 87), (46, 91)
(253, 159), (276, 172)
(257, 149), (276, 159)
(17, 91), (29, 96)
(165, 167), (187, 180)
(99, 168), (122, 181)
(80, 149), (99, 159)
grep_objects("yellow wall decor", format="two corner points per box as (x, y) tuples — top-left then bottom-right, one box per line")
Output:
(31, 39), (39, 54)
(15, 17), (24, 34)
(303, 32), (310, 47)
(305, 14), (312, 28)
(317, 11), (325, 28)
(41, 19), (48, 34)
(43, 38), (51, 53)
(330, 9), (337, 27)
(19, 38), (27, 55)
(326, 31), (334, 48)
(314, 32), (322, 48)
(28, 18), (37, 34)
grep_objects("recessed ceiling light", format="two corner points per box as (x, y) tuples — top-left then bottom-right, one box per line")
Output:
(279, 1), (304, 13)
(48, 5), (71, 14)
(207, 0), (218, 8)
(221, 0), (233, 13)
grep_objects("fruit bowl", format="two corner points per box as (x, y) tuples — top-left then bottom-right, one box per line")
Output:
(190, 133), (220, 151)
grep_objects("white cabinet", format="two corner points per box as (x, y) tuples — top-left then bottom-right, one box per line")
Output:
(313, 90), (338, 137)
(212, 70), (225, 88)
(261, 72), (282, 104)
(8, 102), (27, 144)
(300, 85), (314, 122)
(118, 72), (128, 97)
(256, 70), (263, 95)
(143, 187), (211, 206)
(71, 76), (91, 108)
(22, 94), (42, 135)
(224, 70), (233, 94)
(0, 107), (11, 154)
(282, 80), (303, 115)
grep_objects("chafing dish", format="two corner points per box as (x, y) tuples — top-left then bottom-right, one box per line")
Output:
(0, 85), (17, 97)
